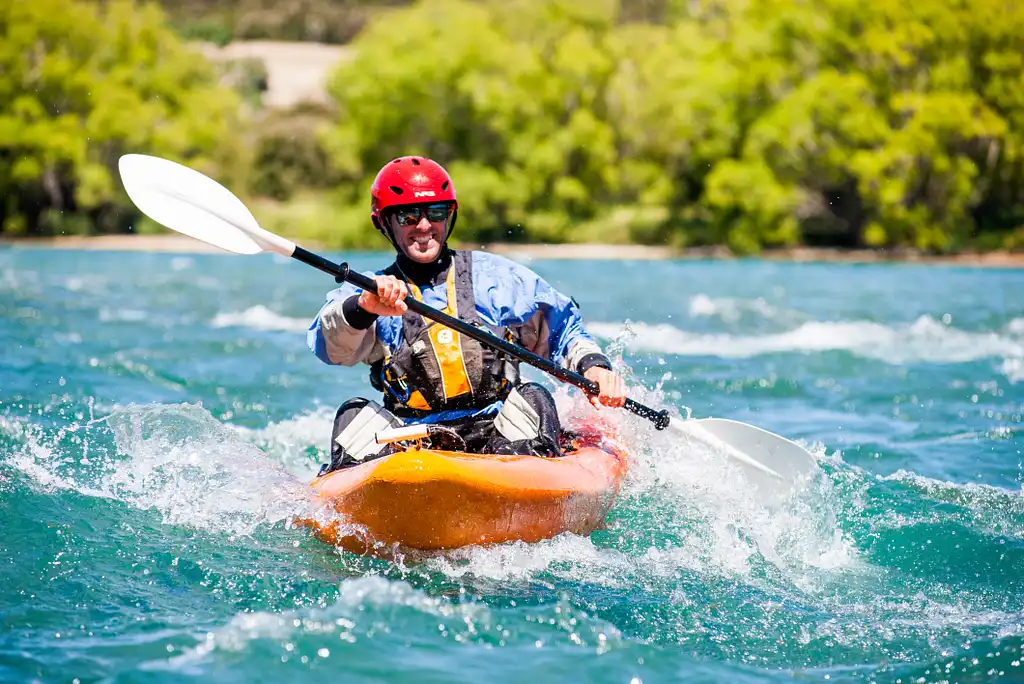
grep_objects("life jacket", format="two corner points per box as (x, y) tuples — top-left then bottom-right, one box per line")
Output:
(369, 250), (521, 418)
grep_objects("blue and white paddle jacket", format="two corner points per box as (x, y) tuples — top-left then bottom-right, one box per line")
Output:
(307, 249), (610, 423)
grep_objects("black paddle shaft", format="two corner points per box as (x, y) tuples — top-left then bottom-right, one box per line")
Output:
(292, 247), (671, 430)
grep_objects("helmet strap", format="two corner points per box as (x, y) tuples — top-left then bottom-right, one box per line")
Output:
(373, 211), (401, 251)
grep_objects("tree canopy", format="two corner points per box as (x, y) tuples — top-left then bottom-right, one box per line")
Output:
(3, 0), (1024, 252)
(323, 0), (1024, 252)
(0, 0), (242, 236)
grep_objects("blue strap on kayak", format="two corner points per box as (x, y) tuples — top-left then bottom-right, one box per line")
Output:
(404, 400), (503, 426)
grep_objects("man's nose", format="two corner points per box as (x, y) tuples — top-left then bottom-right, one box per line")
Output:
(418, 216), (432, 229)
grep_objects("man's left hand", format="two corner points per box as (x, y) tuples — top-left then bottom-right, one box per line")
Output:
(583, 367), (626, 408)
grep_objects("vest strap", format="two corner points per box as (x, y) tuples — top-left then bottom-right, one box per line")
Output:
(401, 264), (473, 402)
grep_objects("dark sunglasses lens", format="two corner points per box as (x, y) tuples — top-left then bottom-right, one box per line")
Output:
(425, 203), (450, 222)
(425, 202), (450, 222)
(393, 203), (449, 226)
(394, 208), (420, 226)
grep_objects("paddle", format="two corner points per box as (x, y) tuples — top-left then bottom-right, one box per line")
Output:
(117, 153), (818, 500)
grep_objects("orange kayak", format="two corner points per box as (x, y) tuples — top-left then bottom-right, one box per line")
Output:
(302, 426), (628, 555)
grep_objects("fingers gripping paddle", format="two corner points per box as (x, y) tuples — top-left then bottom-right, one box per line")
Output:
(118, 154), (818, 498)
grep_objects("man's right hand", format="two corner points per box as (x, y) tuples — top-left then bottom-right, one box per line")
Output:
(357, 275), (409, 316)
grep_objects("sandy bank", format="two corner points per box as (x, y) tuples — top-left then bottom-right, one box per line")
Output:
(195, 40), (353, 109)
(0, 234), (234, 254)
(3, 234), (1022, 267)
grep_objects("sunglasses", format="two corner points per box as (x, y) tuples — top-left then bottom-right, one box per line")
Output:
(392, 203), (452, 226)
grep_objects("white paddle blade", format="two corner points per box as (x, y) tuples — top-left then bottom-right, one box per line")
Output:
(669, 417), (818, 503)
(117, 154), (296, 257)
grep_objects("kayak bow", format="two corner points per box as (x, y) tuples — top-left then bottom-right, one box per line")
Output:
(300, 426), (627, 554)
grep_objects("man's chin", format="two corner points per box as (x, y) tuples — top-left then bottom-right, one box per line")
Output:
(403, 242), (440, 263)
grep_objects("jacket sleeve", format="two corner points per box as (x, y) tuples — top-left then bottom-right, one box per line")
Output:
(306, 273), (385, 367)
(542, 287), (612, 374)
(474, 252), (611, 373)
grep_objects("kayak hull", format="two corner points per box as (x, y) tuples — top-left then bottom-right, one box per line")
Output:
(302, 432), (627, 555)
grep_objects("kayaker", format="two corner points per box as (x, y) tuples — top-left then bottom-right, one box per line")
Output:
(308, 156), (626, 472)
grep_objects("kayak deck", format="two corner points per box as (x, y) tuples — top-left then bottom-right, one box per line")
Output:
(301, 430), (627, 555)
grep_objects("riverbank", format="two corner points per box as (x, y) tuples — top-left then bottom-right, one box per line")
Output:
(2, 234), (1022, 266)
(195, 40), (353, 110)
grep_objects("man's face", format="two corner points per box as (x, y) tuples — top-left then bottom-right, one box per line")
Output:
(389, 203), (452, 263)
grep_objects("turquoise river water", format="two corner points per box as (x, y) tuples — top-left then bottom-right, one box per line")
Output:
(1, 246), (1022, 683)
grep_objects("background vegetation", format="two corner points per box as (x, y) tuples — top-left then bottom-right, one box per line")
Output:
(3, 0), (1024, 253)
(159, 0), (408, 46)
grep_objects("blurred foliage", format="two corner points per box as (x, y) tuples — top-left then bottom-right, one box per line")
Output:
(157, 0), (409, 45)
(3, 0), (1024, 253)
(0, 0), (244, 236)
(216, 56), (269, 108)
(249, 103), (338, 200)
(321, 0), (1024, 252)
(250, 191), (390, 249)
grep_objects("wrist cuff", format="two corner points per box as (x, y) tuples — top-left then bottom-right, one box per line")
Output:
(342, 295), (378, 330)
(576, 353), (612, 374)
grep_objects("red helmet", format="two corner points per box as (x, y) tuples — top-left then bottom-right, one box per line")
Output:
(370, 156), (458, 240)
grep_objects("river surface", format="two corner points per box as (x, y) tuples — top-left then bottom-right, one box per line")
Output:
(1, 247), (1022, 683)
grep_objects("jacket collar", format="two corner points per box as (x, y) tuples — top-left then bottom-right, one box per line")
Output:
(394, 247), (454, 287)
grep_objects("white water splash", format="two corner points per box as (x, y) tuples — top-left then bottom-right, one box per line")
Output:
(590, 315), (1024, 379)
(156, 576), (490, 668)
(687, 293), (791, 324)
(623, 408), (856, 579)
(877, 469), (1024, 540)
(234, 407), (335, 479)
(1002, 358), (1024, 383)
(103, 404), (317, 536)
(425, 534), (635, 586)
(153, 574), (623, 671)
(211, 390), (856, 595)
(211, 305), (310, 333)
(1, 414), (112, 498)
(4, 403), (318, 538)
(409, 383), (858, 598)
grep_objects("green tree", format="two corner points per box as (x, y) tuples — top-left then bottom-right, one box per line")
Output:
(320, 0), (1024, 252)
(323, 0), (628, 244)
(0, 0), (243, 236)
(696, 0), (1022, 252)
